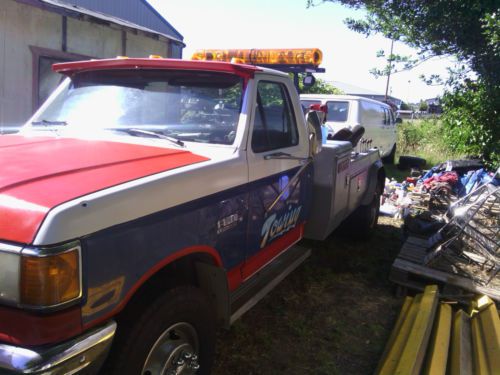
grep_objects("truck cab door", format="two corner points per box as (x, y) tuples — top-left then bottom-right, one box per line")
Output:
(242, 77), (312, 280)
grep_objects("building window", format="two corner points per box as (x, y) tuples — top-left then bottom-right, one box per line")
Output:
(30, 47), (91, 111)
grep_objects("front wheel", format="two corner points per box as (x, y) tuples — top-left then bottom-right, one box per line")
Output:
(105, 286), (216, 375)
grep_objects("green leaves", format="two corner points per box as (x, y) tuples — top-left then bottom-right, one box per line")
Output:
(297, 76), (344, 94)
(314, 0), (500, 168)
(441, 82), (500, 168)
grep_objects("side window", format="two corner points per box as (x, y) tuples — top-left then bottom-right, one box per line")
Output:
(377, 105), (385, 125)
(383, 108), (389, 125)
(389, 109), (395, 125)
(326, 101), (349, 122)
(252, 81), (299, 153)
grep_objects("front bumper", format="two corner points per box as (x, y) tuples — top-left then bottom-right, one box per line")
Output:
(0, 320), (116, 374)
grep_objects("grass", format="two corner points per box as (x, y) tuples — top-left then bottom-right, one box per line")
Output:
(382, 118), (467, 182)
(397, 118), (465, 167)
(212, 216), (404, 375)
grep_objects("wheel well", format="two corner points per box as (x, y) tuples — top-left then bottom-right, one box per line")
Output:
(116, 253), (219, 324)
(377, 167), (386, 194)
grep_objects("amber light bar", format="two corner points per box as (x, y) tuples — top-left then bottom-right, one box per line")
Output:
(192, 48), (323, 66)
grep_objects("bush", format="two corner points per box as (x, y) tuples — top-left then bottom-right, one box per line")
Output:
(397, 118), (463, 166)
(440, 83), (500, 169)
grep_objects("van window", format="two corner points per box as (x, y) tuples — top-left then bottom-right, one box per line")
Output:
(300, 100), (321, 108)
(326, 101), (349, 122)
(360, 101), (385, 125)
(252, 81), (299, 153)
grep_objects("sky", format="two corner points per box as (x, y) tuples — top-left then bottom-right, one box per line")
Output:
(148, 0), (457, 103)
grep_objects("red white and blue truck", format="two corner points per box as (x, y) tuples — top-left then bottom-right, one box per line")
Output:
(0, 49), (385, 374)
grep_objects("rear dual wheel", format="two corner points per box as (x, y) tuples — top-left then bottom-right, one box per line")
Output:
(341, 182), (382, 238)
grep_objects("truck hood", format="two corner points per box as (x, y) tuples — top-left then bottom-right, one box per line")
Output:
(0, 135), (209, 244)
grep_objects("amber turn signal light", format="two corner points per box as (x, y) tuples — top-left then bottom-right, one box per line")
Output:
(20, 249), (81, 306)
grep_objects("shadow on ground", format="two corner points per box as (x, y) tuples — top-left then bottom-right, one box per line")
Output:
(213, 216), (405, 375)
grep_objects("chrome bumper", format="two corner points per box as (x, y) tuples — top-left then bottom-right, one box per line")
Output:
(0, 320), (116, 374)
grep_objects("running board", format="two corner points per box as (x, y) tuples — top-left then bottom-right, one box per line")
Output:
(229, 244), (311, 325)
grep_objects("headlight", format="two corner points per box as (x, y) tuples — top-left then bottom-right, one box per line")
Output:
(0, 241), (81, 309)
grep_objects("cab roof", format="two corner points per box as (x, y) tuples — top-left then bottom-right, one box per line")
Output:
(53, 58), (263, 79)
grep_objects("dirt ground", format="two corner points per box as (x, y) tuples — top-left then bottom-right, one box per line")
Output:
(212, 216), (405, 375)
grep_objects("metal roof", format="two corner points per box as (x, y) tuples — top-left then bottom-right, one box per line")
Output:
(54, 0), (183, 41)
(19, 0), (185, 45)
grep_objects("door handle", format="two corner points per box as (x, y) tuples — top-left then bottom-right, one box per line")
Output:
(264, 152), (291, 160)
(264, 152), (309, 162)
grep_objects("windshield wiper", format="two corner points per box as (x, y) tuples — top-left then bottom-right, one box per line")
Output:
(31, 119), (68, 126)
(127, 128), (185, 147)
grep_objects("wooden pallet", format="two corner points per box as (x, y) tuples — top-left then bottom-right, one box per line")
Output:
(390, 236), (500, 302)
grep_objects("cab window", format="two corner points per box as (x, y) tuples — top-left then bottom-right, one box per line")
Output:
(252, 81), (298, 153)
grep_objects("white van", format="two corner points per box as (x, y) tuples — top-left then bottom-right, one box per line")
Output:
(300, 94), (398, 163)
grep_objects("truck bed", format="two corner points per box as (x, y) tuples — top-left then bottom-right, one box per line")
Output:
(305, 141), (380, 240)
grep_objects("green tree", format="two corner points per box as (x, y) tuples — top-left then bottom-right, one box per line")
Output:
(295, 75), (344, 94)
(308, 0), (500, 167)
(400, 101), (410, 110)
(419, 100), (428, 112)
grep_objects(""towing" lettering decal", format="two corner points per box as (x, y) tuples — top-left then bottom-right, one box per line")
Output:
(260, 205), (302, 248)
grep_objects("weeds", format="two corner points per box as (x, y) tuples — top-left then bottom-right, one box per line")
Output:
(397, 118), (465, 167)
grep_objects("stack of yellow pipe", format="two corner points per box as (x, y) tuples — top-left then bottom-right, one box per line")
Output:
(375, 285), (500, 375)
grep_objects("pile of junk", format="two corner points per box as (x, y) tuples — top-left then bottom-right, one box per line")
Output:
(386, 159), (500, 301)
(381, 159), (498, 232)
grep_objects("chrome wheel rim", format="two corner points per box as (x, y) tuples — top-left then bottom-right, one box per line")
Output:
(142, 322), (199, 375)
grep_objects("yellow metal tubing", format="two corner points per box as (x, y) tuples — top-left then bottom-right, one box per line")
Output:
(450, 309), (473, 375)
(477, 302), (500, 373)
(376, 294), (422, 375)
(394, 285), (439, 375)
(471, 315), (489, 375)
(423, 303), (452, 375)
(374, 296), (413, 374)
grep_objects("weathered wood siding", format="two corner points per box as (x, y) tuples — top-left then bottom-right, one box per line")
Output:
(0, 0), (172, 130)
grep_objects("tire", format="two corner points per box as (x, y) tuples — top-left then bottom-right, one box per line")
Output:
(341, 187), (381, 238)
(382, 143), (396, 164)
(398, 155), (426, 170)
(104, 286), (216, 375)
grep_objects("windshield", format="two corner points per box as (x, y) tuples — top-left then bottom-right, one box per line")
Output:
(30, 70), (244, 145)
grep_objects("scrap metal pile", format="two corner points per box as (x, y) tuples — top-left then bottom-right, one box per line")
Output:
(381, 160), (497, 223)
(425, 181), (500, 288)
(388, 160), (500, 300)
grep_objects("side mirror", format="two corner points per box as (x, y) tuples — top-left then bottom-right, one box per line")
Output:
(306, 111), (323, 157)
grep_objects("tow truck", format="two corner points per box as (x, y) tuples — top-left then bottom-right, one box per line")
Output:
(0, 48), (384, 374)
